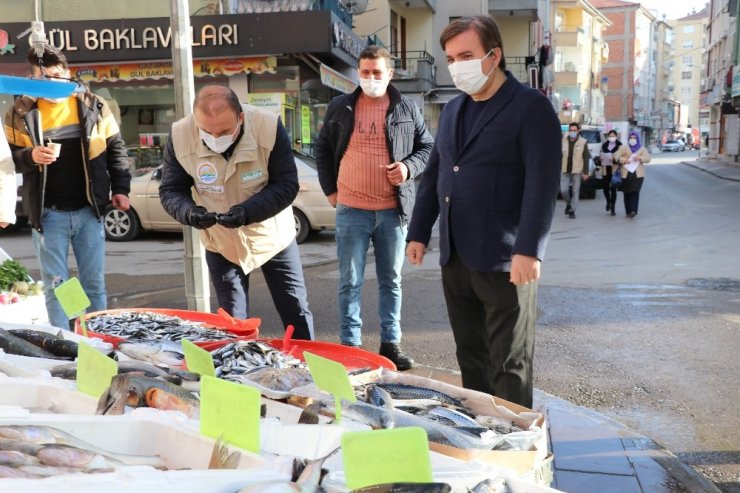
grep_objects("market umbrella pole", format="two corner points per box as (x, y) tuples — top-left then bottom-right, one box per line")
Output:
(170, 0), (211, 312)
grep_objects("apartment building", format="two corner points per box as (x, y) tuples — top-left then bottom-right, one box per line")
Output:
(549, 0), (611, 127)
(668, 8), (709, 145)
(591, 0), (657, 144)
(653, 18), (680, 143)
(703, 0), (738, 158)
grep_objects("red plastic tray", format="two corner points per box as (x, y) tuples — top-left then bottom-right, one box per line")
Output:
(203, 338), (396, 372)
(75, 308), (260, 348)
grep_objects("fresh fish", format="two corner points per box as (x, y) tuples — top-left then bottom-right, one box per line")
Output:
(118, 339), (185, 368)
(364, 384), (394, 408)
(97, 373), (199, 416)
(7, 329), (78, 358)
(207, 435), (241, 470)
(229, 367), (313, 393)
(145, 387), (200, 419)
(425, 406), (487, 430)
(211, 340), (303, 378)
(0, 425), (165, 468)
(374, 383), (464, 408)
(36, 443), (118, 471)
(0, 464), (39, 478)
(474, 415), (524, 434)
(86, 311), (235, 342)
(236, 447), (339, 493)
(351, 483), (452, 493)
(0, 437), (43, 456)
(15, 464), (83, 478)
(0, 327), (63, 359)
(0, 449), (41, 467)
(467, 478), (510, 493)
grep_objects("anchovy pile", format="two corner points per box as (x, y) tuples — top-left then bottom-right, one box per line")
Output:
(86, 311), (235, 342)
(211, 340), (303, 379)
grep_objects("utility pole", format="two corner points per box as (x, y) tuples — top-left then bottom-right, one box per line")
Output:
(170, 0), (211, 311)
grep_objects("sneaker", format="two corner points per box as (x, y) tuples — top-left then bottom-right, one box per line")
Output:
(564, 205), (573, 215)
(379, 342), (414, 371)
(568, 211), (576, 219)
(610, 209), (616, 216)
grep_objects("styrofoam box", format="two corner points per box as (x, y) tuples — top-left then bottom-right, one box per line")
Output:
(0, 414), (293, 493)
(0, 293), (49, 325)
(0, 377), (98, 416)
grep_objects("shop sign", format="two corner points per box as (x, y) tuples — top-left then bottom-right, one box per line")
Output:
(69, 56), (276, 83)
(332, 21), (363, 60)
(301, 105), (311, 145)
(46, 23), (237, 52)
(246, 93), (284, 115)
(732, 66), (740, 99)
(320, 64), (357, 94)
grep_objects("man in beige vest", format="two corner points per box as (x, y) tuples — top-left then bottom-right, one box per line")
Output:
(560, 122), (591, 219)
(159, 85), (313, 340)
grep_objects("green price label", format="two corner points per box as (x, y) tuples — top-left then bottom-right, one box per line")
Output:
(53, 277), (91, 336)
(303, 351), (356, 423)
(182, 339), (216, 378)
(200, 375), (261, 453)
(76, 341), (118, 398)
(341, 427), (433, 490)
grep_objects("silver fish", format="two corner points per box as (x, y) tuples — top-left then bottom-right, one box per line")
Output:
(236, 448), (339, 493)
(118, 339), (185, 368)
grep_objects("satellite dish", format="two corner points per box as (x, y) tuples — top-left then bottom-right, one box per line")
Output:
(344, 0), (369, 15)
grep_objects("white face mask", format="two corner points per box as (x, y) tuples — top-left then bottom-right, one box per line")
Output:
(628, 139), (637, 146)
(608, 137), (617, 143)
(359, 77), (389, 98)
(199, 124), (240, 154)
(448, 50), (494, 95)
(42, 96), (69, 104)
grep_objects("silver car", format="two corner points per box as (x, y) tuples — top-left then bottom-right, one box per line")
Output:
(103, 152), (335, 243)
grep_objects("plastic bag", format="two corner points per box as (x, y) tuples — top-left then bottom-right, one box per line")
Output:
(611, 168), (622, 186)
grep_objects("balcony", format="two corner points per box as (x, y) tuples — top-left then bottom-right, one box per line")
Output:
(488, 0), (539, 21)
(227, 0), (353, 25)
(553, 26), (586, 48)
(390, 0), (436, 11)
(391, 50), (435, 93)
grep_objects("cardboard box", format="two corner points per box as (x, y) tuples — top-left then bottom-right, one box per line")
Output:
(295, 368), (550, 482)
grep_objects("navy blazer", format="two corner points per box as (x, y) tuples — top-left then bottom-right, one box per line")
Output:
(407, 73), (561, 272)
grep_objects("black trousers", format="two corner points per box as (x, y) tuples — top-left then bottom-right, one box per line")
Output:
(602, 165), (614, 207)
(441, 252), (537, 408)
(205, 241), (314, 340)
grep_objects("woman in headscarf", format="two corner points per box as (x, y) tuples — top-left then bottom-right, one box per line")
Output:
(599, 129), (622, 216)
(614, 131), (650, 218)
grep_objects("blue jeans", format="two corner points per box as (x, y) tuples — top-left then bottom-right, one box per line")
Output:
(205, 240), (314, 340)
(32, 207), (107, 330)
(335, 204), (406, 346)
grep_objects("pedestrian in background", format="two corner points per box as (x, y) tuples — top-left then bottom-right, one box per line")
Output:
(615, 131), (650, 218)
(315, 45), (433, 370)
(599, 129), (623, 216)
(406, 16), (561, 408)
(159, 85), (314, 340)
(4, 44), (131, 330)
(0, 132), (16, 228)
(560, 122), (590, 219)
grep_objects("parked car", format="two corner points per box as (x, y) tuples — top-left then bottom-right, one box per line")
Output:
(660, 140), (683, 152)
(103, 152), (335, 243)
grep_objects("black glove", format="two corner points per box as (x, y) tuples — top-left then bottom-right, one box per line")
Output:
(187, 206), (218, 230)
(216, 205), (249, 229)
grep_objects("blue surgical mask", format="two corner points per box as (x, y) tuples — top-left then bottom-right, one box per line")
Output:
(568, 131), (578, 139)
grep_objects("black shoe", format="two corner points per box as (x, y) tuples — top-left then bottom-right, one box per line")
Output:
(564, 205), (572, 215)
(610, 209), (616, 216)
(568, 211), (576, 219)
(628, 211), (637, 218)
(379, 342), (414, 371)
(606, 204), (611, 212)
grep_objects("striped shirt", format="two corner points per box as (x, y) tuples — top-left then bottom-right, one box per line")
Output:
(337, 94), (396, 211)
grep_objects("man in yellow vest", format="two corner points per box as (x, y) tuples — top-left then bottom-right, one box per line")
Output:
(560, 122), (591, 219)
(159, 85), (313, 340)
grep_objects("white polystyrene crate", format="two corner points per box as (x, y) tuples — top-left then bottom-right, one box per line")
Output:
(0, 377), (98, 416)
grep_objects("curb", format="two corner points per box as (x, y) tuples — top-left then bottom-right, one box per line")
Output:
(682, 160), (740, 183)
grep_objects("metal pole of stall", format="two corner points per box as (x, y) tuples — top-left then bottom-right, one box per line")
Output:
(170, 0), (211, 312)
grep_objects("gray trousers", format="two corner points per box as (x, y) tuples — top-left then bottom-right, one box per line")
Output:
(560, 173), (583, 211)
(441, 252), (537, 408)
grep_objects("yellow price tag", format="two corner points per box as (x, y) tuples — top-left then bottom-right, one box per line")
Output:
(200, 375), (261, 452)
(182, 339), (216, 378)
(76, 341), (118, 398)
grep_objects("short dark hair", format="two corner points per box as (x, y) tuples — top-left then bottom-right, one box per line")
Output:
(194, 85), (242, 117)
(569, 122), (581, 130)
(359, 45), (392, 67)
(607, 129), (618, 136)
(439, 16), (507, 70)
(26, 44), (68, 70)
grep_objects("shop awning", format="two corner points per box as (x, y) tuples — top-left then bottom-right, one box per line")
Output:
(69, 56), (277, 84)
(320, 64), (357, 94)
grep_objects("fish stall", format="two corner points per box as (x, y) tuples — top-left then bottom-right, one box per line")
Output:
(0, 309), (562, 493)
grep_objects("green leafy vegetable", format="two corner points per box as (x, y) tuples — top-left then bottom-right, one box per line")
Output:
(0, 260), (29, 291)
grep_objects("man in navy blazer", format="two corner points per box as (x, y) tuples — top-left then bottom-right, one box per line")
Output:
(406, 16), (561, 408)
